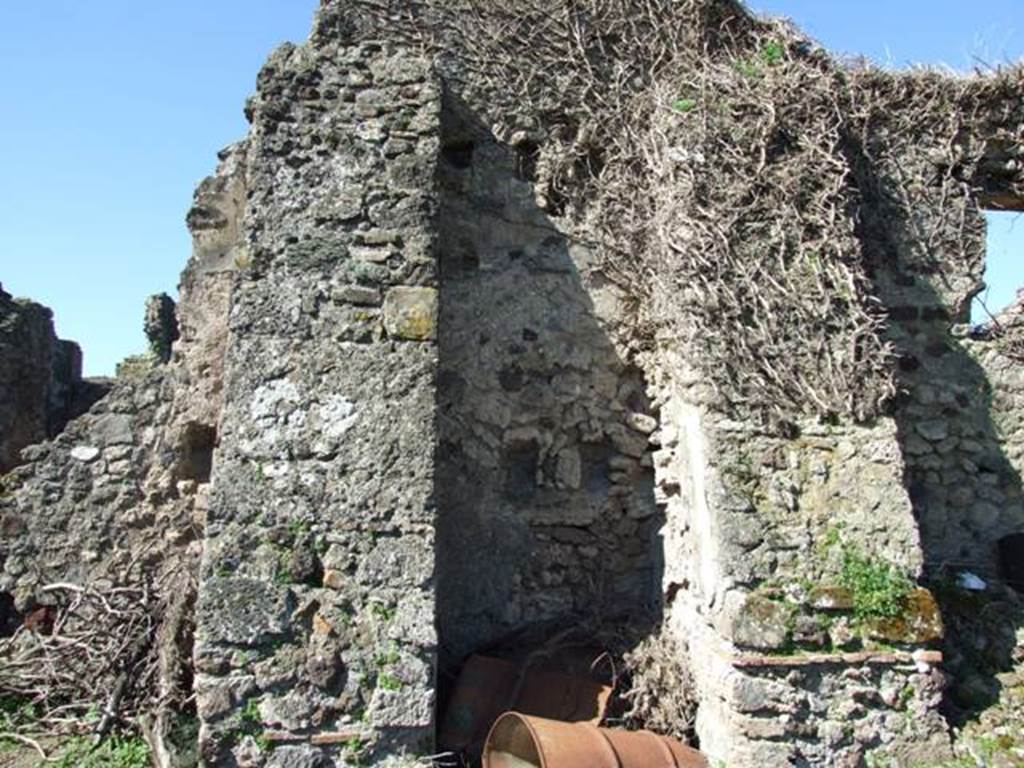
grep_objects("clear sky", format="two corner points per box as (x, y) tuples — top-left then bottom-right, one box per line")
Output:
(0, 1), (1020, 375)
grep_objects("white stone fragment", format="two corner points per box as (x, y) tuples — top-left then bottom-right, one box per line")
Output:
(956, 571), (987, 591)
(70, 445), (101, 463)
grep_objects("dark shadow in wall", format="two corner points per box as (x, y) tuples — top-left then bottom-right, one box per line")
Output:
(847, 133), (1024, 728)
(433, 93), (665, 712)
(176, 422), (217, 484)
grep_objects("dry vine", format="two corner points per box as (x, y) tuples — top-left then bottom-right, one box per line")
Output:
(620, 633), (698, 743)
(0, 574), (194, 752)
(329, 0), (1022, 423)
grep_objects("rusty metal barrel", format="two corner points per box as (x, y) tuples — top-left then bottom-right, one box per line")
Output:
(483, 712), (708, 768)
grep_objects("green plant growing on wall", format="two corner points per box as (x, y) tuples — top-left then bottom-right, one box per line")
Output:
(368, 601), (396, 623)
(274, 552), (295, 585)
(240, 698), (262, 730)
(373, 644), (404, 691)
(839, 545), (914, 622)
(377, 672), (403, 691)
(342, 735), (369, 766)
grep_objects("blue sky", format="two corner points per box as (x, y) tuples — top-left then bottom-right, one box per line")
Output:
(0, 1), (1020, 374)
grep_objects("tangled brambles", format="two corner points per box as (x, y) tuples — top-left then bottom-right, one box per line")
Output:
(336, 0), (1023, 424)
(621, 633), (699, 742)
(0, 573), (196, 759)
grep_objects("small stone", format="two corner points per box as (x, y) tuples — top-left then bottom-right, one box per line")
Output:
(351, 245), (393, 264)
(810, 585), (855, 611)
(915, 419), (949, 442)
(312, 613), (334, 636)
(383, 287), (438, 341)
(867, 588), (944, 645)
(555, 448), (582, 490)
(306, 650), (344, 691)
(730, 675), (770, 712)
(792, 614), (828, 647)
(829, 616), (858, 648)
(971, 501), (1001, 528)
(626, 412), (658, 435)
(606, 424), (648, 458)
(354, 89), (385, 117)
(358, 229), (401, 246)
(196, 578), (292, 647)
(334, 285), (381, 306)
(322, 569), (345, 590)
(91, 413), (134, 446)
(260, 691), (315, 732)
(731, 594), (793, 651)
(610, 455), (636, 471)
(70, 446), (101, 463)
(196, 682), (234, 721)
(903, 435), (933, 456)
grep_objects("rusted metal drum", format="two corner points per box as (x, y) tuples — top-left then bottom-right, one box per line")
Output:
(484, 712), (617, 768)
(601, 727), (678, 766)
(483, 712), (707, 768)
(661, 734), (708, 767)
(439, 656), (519, 755)
(439, 654), (614, 761)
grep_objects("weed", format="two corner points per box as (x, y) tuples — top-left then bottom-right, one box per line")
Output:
(377, 672), (403, 691)
(54, 736), (151, 768)
(374, 646), (401, 668)
(672, 98), (698, 114)
(254, 732), (275, 754)
(369, 601), (396, 622)
(761, 40), (785, 66)
(240, 698), (263, 731)
(342, 736), (369, 766)
(839, 545), (913, 622)
(733, 59), (761, 79)
(214, 563), (234, 578)
(274, 559), (294, 585)
(288, 519), (311, 540)
(0, 697), (38, 729)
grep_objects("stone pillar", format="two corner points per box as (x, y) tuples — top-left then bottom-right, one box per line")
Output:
(650, 361), (950, 766)
(193, 36), (441, 768)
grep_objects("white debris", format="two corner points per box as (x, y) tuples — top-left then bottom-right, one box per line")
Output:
(70, 445), (101, 463)
(957, 571), (987, 591)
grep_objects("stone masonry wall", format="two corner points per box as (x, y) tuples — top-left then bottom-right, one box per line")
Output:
(193, 34), (441, 767)
(4, 4), (1021, 767)
(646, 354), (949, 766)
(0, 123), (244, 765)
(0, 286), (106, 474)
(435, 104), (662, 668)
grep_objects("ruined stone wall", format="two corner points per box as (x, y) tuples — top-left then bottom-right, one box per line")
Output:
(3, 4), (1022, 767)
(0, 287), (105, 474)
(0, 114), (243, 765)
(644, 352), (949, 766)
(966, 310), (1024, 517)
(838, 73), (1024, 584)
(435, 106), (662, 667)
(193, 34), (441, 767)
(854, 148), (1023, 580)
